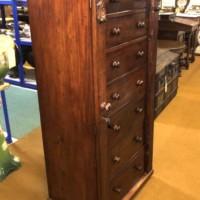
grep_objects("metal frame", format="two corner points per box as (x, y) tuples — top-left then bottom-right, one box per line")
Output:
(1, 91), (12, 143)
(0, 0), (36, 141)
(0, 0), (36, 89)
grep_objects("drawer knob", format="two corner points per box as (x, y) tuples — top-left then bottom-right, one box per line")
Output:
(112, 93), (120, 100)
(100, 102), (112, 111)
(137, 51), (144, 56)
(112, 28), (121, 35)
(137, 21), (145, 28)
(137, 80), (144, 86)
(107, 122), (120, 131)
(112, 61), (120, 68)
(135, 165), (142, 171)
(113, 124), (121, 131)
(114, 187), (122, 193)
(136, 107), (143, 113)
(134, 136), (143, 143)
(113, 156), (121, 163)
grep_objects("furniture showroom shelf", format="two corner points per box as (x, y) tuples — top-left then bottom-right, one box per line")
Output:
(0, 0), (27, 6)
(0, 0), (36, 89)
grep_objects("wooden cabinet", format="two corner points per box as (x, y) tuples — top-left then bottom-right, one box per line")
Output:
(28, 0), (157, 199)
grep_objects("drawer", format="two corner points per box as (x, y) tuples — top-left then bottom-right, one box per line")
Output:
(108, 120), (144, 177)
(109, 150), (145, 200)
(105, 0), (147, 14)
(106, 13), (148, 48)
(107, 66), (147, 112)
(106, 39), (148, 82)
(106, 97), (145, 149)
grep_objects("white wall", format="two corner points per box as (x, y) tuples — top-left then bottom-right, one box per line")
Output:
(190, 0), (200, 5)
(162, 0), (200, 7)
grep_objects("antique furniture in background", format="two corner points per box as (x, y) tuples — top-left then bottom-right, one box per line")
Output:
(155, 47), (179, 117)
(158, 16), (198, 68)
(28, 0), (158, 200)
(157, 39), (186, 76)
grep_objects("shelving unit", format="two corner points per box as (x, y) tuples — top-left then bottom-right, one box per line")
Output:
(1, 90), (12, 143)
(0, 0), (36, 89)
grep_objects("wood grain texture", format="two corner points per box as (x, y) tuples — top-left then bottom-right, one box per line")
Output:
(28, 0), (156, 199)
(28, 1), (97, 200)
(144, 0), (158, 173)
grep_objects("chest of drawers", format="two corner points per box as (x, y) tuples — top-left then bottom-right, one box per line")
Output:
(28, 0), (157, 199)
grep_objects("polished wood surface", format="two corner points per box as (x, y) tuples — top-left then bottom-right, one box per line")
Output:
(106, 13), (148, 48)
(28, 1), (97, 200)
(109, 150), (145, 200)
(28, 0), (157, 199)
(107, 96), (145, 149)
(105, 0), (147, 14)
(106, 38), (148, 82)
(107, 66), (147, 111)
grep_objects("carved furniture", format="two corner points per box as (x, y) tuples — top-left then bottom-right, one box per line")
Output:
(28, 0), (157, 199)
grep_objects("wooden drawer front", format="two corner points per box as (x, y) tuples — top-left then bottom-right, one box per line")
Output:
(105, 0), (147, 14)
(109, 150), (145, 200)
(106, 40), (148, 82)
(107, 66), (147, 112)
(108, 121), (144, 177)
(106, 13), (148, 48)
(107, 97), (145, 148)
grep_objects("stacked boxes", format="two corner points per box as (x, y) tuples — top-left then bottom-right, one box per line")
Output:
(155, 48), (180, 118)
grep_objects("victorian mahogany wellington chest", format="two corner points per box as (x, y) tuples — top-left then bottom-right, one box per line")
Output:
(28, 0), (158, 199)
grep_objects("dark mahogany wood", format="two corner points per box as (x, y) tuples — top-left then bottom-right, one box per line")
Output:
(109, 150), (145, 200)
(106, 38), (148, 82)
(105, 0), (147, 14)
(28, 0), (157, 199)
(106, 96), (146, 149)
(106, 66), (147, 112)
(106, 12), (148, 48)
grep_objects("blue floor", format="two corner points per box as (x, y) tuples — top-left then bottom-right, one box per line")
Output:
(0, 85), (41, 139)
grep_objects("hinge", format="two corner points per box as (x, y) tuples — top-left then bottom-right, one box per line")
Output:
(89, 0), (92, 8)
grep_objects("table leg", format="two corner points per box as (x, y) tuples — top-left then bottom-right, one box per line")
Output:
(190, 30), (197, 63)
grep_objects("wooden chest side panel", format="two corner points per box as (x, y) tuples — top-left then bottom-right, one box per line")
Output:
(28, 1), (97, 200)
